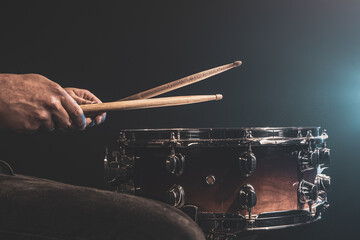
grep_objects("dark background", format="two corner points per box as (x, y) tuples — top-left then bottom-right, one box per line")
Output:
(0, 1), (359, 239)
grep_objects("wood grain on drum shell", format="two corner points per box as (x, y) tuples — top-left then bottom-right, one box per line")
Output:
(133, 146), (317, 215)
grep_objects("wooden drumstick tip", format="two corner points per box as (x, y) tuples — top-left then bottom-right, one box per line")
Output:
(233, 61), (242, 67)
(215, 94), (223, 100)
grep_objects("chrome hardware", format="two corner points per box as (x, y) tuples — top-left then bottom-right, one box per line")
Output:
(167, 185), (185, 208)
(170, 132), (176, 141)
(117, 127), (328, 147)
(166, 151), (185, 176)
(118, 131), (127, 142)
(239, 145), (256, 177)
(319, 148), (331, 166)
(315, 174), (331, 197)
(297, 147), (330, 172)
(239, 184), (257, 218)
(170, 132), (181, 141)
(297, 149), (318, 172)
(198, 204), (328, 236)
(321, 129), (328, 142)
(316, 174), (331, 192)
(297, 130), (303, 137)
(104, 149), (135, 185)
(306, 130), (313, 138)
(103, 147), (109, 167)
(245, 130), (253, 138)
(169, 132), (183, 147)
(116, 180), (137, 194)
(298, 180), (317, 204)
(205, 175), (216, 186)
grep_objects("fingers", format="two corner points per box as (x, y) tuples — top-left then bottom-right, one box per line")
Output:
(50, 103), (73, 131)
(60, 90), (86, 130)
(65, 90), (95, 127)
(74, 88), (102, 103)
(95, 112), (106, 125)
(69, 94), (93, 105)
(50, 87), (105, 131)
(65, 88), (106, 126)
(77, 89), (107, 125)
(87, 118), (95, 127)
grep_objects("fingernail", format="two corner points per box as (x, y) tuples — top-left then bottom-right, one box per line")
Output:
(89, 120), (95, 127)
(100, 114), (107, 124)
(81, 114), (86, 126)
(49, 128), (55, 132)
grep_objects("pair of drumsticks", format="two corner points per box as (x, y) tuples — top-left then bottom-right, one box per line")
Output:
(81, 61), (242, 116)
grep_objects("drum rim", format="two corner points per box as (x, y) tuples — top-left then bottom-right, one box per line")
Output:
(197, 202), (328, 234)
(117, 127), (327, 146)
(120, 127), (321, 132)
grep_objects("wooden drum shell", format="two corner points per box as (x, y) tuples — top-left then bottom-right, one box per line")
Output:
(129, 145), (317, 215)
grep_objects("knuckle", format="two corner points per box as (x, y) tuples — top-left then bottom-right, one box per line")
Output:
(47, 96), (61, 110)
(34, 110), (49, 122)
(53, 84), (64, 95)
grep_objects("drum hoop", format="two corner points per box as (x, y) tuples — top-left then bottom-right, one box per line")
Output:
(198, 202), (328, 234)
(121, 127), (320, 132)
(118, 127), (327, 146)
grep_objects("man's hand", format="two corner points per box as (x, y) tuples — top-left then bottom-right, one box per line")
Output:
(64, 88), (106, 127)
(0, 74), (105, 132)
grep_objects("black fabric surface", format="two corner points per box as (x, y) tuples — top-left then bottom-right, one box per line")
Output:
(0, 168), (205, 240)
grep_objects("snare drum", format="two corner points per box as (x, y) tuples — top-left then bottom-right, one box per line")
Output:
(104, 127), (330, 239)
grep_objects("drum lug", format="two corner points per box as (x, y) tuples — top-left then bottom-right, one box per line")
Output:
(166, 149), (185, 176)
(166, 185), (185, 208)
(321, 129), (329, 142)
(239, 184), (257, 219)
(104, 148), (135, 186)
(297, 147), (330, 172)
(298, 180), (317, 204)
(118, 131), (127, 142)
(245, 130), (253, 138)
(306, 130), (314, 138)
(297, 130), (303, 137)
(319, 148), (331, 166)
(239, 144), (256, 177)
(116, 179), (139, 194)
(169, 132), (182, 147)
(315, 173), (331, 200)
(298, 174), (330, 212)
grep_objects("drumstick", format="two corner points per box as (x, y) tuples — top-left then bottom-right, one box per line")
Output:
(82, 94), (223, 115)
(119, 61), (241, 101)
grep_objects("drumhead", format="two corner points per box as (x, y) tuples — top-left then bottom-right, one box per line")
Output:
(118, 127), (327, 147)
